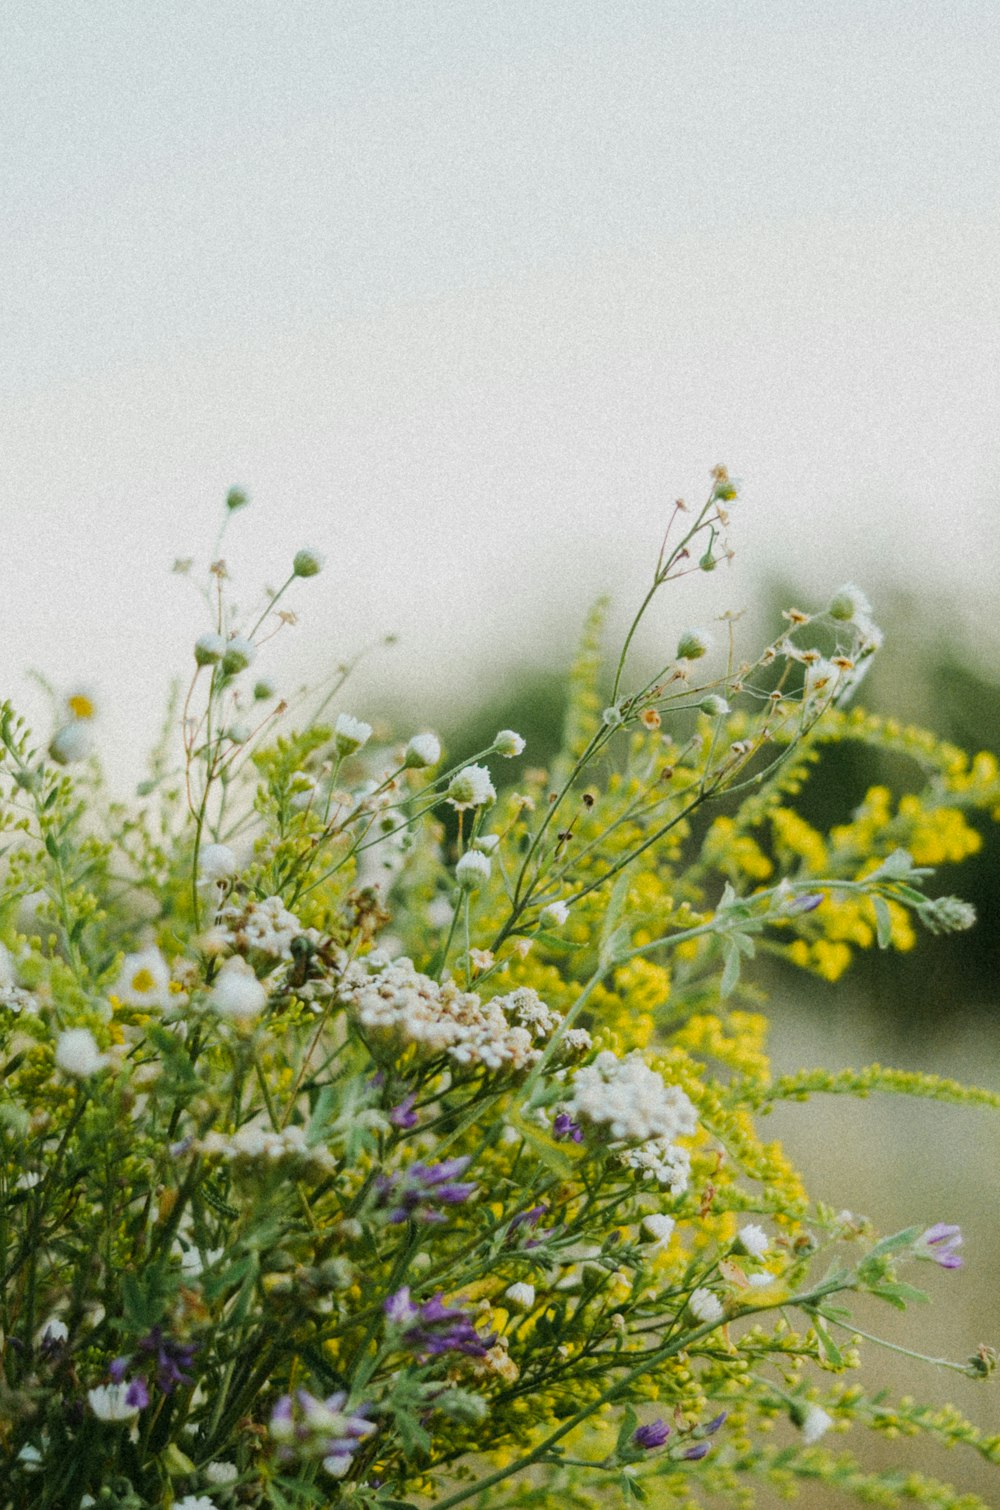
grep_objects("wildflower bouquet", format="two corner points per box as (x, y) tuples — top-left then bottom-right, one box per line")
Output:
(2, 475), (999, 1509)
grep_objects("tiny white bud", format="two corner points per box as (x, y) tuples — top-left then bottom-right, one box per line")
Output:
(676, 629), (712, 661)
(494, 729), (526, 758)
(456, 850), (491, 890)
(194, 632), (226, 666)
(541, 900), (570, 926)
(828, 583), (872, 623)
(293, 547), (324, 578)
(404, 732), (441, 768)
(688, 1287), (724, 1324)
(334, 713), (373, 756)
(472, 833), (500, 855)
(800, 1403), (834, 1445)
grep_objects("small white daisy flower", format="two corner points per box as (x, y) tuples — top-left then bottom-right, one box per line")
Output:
(334, 713), (373, 756)
(640, 1213), (675, 1251)
(456, 851), (491, 890)
(113, 947), (172, 1010)
(446, 764), (496, 811)
(494, 729), (526, 757)
(736, 1223), (769, 1259)
(504, 1281), (536, 1311)
(688, 1287), (724, 1325)
(541, 900), (570, 926)
(404, 732), (441, 768)
(800, 1403), (834, 1445)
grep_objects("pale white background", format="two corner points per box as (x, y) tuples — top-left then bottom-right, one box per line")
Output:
(3, 1), (999, 784)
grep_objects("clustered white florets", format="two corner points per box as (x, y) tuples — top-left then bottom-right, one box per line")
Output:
(54, 1028), (107, 1079)
(565, 1050), (698, 1194)
(198, 1121), (336, 1174)
(446, 764), (496, 812)
(688, 1286), (724, 1324)
(214, 896), (310, 961)
(339, 958), (584, 1072)
(210, 957), (268, 1021)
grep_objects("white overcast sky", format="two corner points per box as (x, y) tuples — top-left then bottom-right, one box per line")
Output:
(3, 1), (999, 783)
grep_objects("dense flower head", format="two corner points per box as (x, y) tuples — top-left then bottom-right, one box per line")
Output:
(375, 1157), (477, 1224)
(405, 731), (441, 768)
(334, 712), (373, 755)
(292, 547), (325, 578)
(494, 729), (526, 758)
(209, 955), (267, 1021)
(566, 1050), (698, 1144)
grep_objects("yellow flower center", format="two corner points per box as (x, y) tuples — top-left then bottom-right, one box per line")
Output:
(68, 694), (96, 720)
(131, 968), (156, 994)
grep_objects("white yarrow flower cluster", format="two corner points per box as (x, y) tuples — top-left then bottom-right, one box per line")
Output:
(566, 1051), (697, 1143)
(565, 1050), (697, 1194)
(215, 895), (309, 960)
(198, 1121), (335, 1174)
(339, 959), (575, 1071)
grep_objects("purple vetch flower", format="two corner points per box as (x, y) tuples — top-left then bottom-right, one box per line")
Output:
(682, 1441), (711, 1460)
(553, 1112), (583, 1143)
(375, 1157), (477, 1224)
(269, 1388), (376, 1470)
(786, 892), (824, 915)
(915, 1223), (964, 1269)
(703, 1410), (728, 1434)
(137, 1325), (198, 1393)
(125, 1376), (150, 1410)
(384, 1288), (496, 1358)
(389, 1092), (419, 1129)
(632, 1418), (670, 1449)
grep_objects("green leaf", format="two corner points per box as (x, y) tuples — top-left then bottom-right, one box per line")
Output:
(873, 896), (893, 950)
(720, 941), (741, 998)
(812, 1315), (844, 1366)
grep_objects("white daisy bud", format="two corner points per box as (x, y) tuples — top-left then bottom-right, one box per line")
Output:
(55, 1028), (107, 1079)
(198, 843), (239, 883)
(504, 1281), (536, 1311)
(210, 957), (267, 1021)
(828, 583), (872, 623)
(456, 850), (491, 890)
(404, 732), (441, 768)
(49, 723), (93, 764)
(688, 1287), (724, 1324)
(640, 1213), (675, 1251)
(472, 833), (500, 855)
(194, 632), (226, 667)
(334, 713), (373, 756)
(542, 900), (570, 926)
(221, 636), (256, 675)
(446, 765), (496, 811)
(676, 628), (712, 661)
(293, 547), (324, 578)
(494, 729), (526, 758)
(700, 695), (730, 716)
(112, 947), (172, 1010)
(735, 1223), (769, 1259)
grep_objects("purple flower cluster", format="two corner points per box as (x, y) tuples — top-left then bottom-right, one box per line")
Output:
(109, 1325), (197, 1400)
(553, 1112), (583, 1143)
(385, 1287), (496, 1358)
(270, 1388), (376, 1477)
(632, 1408), (727, 1459)
(375, 1157), (477, 1224)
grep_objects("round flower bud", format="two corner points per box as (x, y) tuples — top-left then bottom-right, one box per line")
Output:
(688, 1287), (724, 1324)
(253, 678), (276, 702)
(735, 1223), (769, 1259)
(55, 1027), (107, 1079)
(334, 713), (373, 756)
(221, 636), (256, 675)
(456, 850), (491, 890)
(225, 486), (249, 512)
(404, 732), (441, 769)
(542, 900), (570, 926)
(226, 722), (251, 745)
(198, 843), (239, 883)
(446, 764), (496, 811)
(676, 628), (712, 661)
(828, 583), (871, 623)
(194, 632), (226, 667)
(210, 957), (267, 1021)
(49, 723), (93, 765)
(494, 729), (526, 758)
(699, 695), (730, 716)
(293, 547), (325, 578)
(472, 833), (500, 855)
(640, 1213), (675, 1251)
(504, 1281), (536, 1312)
